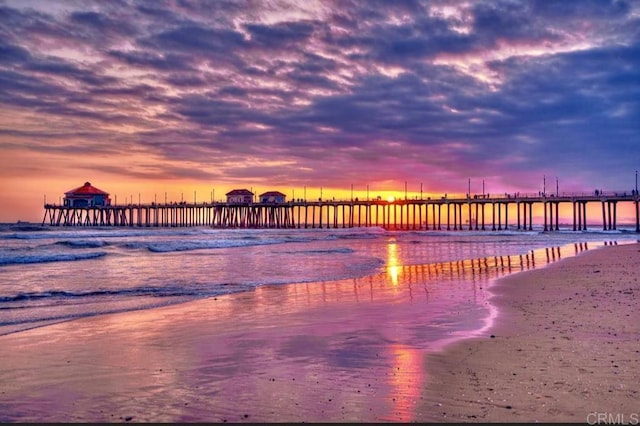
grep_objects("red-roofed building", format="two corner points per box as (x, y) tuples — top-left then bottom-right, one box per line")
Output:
(259, 191), (287, 203)
(64, 182), (111, 207)
(225, 189), (254, 204)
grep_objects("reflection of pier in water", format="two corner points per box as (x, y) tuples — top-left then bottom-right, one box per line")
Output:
(259, 240), (621, 423)
(303, 241), (618, 304)
(42, 193), (640, 232)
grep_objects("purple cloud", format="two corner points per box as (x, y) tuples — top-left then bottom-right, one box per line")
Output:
(1, 0), (638, 202)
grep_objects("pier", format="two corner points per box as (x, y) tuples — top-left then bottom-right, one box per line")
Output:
(42, 191), (640, 232)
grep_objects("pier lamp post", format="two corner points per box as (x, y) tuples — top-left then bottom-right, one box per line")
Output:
(636, 170), (638, 195)
(115, 195), (117, 205)
(468, 178), (471, 198)
(320, 187), (323, 200)
(543, 175), (546, 197)
(351, 183), (353, 201)
(404, 181), (407, 200)
(420, 182), (423, 200)
(304, 185), (306, 201)
(482, 180), (485, 197)
(194, 190), (196, 204)
(139, 193), (141, 205)
(556, 177), (559, 197)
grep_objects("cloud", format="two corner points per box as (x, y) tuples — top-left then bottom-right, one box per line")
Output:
(0, 41), (32, 63)
(243, 20), (316, 47)
(1, 0), (639, 199)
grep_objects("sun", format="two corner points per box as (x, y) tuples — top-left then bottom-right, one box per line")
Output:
(387, 196), (395, 202)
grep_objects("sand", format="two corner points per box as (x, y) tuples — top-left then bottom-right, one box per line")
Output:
(0, 242), (638, 423)
(422, 242), (640, 423)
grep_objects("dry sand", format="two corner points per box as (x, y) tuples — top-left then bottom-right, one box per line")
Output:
(422, 242), (640, 423)
(0, 242), (638, 423)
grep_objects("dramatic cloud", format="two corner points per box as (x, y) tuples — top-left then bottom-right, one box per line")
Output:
(1, 0), (639, 221)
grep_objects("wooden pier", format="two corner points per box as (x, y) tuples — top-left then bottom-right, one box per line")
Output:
(42, 192), (640, 232)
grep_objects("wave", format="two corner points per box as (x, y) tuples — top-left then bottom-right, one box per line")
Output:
(279, 247), (356, 255)
(555, 228), (639, 235)
(140, 238), (286, 253)
(138, 235), (382, 254)
(0, 297), (206, 335)
(0, 281), (263, 335)
(0, 227), (206, 240)
(0, 282), (256, 304)
(0, 224), (49, 233)
(123, 234), (357, 253)
(55, 240), (109, 248)
(0, 251), (107, 266)
(402, 229), (542, 237)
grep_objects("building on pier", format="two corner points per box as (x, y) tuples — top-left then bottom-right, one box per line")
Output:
(63, 182), (111, 207)
(226, 189), (254, 203)
(259, 191), (286, 203)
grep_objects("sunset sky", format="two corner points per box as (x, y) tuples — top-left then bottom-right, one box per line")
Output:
(1, 0), (639, 223)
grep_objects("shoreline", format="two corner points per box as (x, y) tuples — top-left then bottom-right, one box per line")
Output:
(421, 242), (640, 423)
(0, 241), (637, 422)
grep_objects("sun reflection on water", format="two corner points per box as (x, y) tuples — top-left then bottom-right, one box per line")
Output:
(387, 237), (399, 286)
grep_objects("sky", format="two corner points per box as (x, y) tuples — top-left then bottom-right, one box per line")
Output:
(1, 0), (639, 223)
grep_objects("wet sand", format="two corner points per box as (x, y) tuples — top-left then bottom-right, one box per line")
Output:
(0, 258), (497, 423)
(422, 242), (640, 423)
(0, 242), (638, 422)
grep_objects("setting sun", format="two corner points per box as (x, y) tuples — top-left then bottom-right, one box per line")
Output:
(388, 196), (395, 202)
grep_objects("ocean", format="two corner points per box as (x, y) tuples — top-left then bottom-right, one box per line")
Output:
(0, 223), (638, 339)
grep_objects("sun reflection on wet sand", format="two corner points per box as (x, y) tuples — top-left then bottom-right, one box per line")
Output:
(381, 344), (427, 422)
(387, 236), (400, 286)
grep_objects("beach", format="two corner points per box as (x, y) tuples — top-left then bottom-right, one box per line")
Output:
(0, 237), (638, 422)
(423, 242), (640, 423)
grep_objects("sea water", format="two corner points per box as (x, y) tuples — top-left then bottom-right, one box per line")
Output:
(0, 223), (638, 337)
